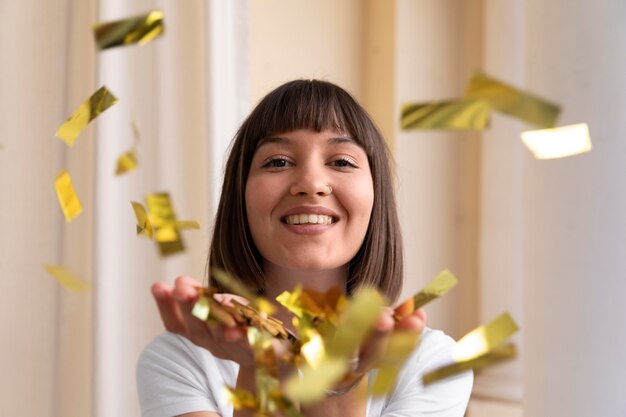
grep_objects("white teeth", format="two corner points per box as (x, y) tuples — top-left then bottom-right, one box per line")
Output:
(285, 214), (333, 225)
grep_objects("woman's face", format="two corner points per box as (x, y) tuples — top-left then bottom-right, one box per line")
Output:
(245, 129), (374, 273)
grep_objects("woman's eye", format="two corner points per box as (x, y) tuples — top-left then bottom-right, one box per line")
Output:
(262, 158), (292, 168)
(330, 158), (358, 168)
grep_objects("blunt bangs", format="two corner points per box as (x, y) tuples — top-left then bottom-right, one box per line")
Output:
(243, 80), (373, 152)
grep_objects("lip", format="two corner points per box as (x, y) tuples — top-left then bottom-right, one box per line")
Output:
(280, 205), (339, 223)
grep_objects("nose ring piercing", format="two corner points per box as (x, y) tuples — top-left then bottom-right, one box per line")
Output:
(326, 184), (333, 194)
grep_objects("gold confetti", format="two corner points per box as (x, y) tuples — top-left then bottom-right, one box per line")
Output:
(371, 331), (421, 395)
(56, 86), (118, 146)
(130, 201), (153, 238)
(276, 285), (345, 326)
(232, 300), (297, 343)
(145, 192), (194, 256)
(420, 313), (519, 385)
(465, 71), (560, 128)
(521, 123), (592, 159)
(400, 98), (491, 131)
(191, 294), (211, 321)
(452, 312), (518, 362)
(43, 265), (91, 292)
(175, 220), (200, 230)
(115, 149), (138, 175)
(285, 288), (385, 404)
(212, 268), (275, 315)
(54, 170), (82, 222)
(93, 10), (165, 50)
(394, 269), (458, 321)
(423, 343), (517, 385)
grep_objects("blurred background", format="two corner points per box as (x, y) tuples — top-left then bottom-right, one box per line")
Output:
(1, 0), (625, 416)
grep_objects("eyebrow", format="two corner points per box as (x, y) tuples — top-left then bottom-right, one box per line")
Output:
(256, 135), (358, 149)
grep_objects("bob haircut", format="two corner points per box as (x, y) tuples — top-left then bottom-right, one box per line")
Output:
(208, 79), (403, 303)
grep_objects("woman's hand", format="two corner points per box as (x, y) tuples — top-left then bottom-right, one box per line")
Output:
(151, 276), (256, 366)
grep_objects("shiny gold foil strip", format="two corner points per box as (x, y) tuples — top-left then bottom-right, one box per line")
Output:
(453, 312), (518, 362)
(212, 268), (276, 315)
(400, 98), (491, 131)
(232, 300), (296, 343)
(93, 10), (165, 50)
(465, 71), (560, 128)
(521, 123), (592, 159)
(423, 343), (517, 385)
(56, 86), (118, 146)
(145, 192), (185, 256)
(191, 295), (211, 321)
(175, 220), (200, 230)
(286, 289), (385, 403)
(43, 265), (91, 292)
(130, 201), (153, 238)
(54, 170), (82, 222)
(115, 149), (138, 175)
(394, 269), (458, 321)
(371, 331), (421, 395)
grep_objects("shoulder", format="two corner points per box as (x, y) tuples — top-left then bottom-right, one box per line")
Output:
(136, 332), (238, 417)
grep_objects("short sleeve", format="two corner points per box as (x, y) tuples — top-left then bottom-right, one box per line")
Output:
(136, 332), (237, 417)
(375, 329), (473, 417)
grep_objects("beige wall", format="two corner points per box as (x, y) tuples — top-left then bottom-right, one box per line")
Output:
(249, 0), (365, 103)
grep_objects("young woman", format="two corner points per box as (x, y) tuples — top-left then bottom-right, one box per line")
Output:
(137, 80), (473, 417)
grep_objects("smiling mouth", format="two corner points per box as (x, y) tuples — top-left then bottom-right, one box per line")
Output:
(283, 214), (336, 225)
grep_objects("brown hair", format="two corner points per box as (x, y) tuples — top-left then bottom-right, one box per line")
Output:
(208, 79), (403, 303)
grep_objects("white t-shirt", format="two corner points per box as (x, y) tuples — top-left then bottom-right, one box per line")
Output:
(136, 328), (472, 417)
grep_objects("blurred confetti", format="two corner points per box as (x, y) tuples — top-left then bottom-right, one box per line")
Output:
(94, 10), (165, 50)
(56, 86), (118, 146)
(43, 265), (91, 292)
(521, 123), (592, 159)
(54, 170), (82, 222)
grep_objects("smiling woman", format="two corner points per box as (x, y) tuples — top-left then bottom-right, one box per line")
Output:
(136, 80), (472, 417)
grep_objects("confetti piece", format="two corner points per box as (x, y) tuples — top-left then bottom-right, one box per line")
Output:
(521, 123), (592, 159)
(276, 285), (345, 325)
(115, 149), (138, 175)
(212, 268), (275, 315)
(401, 98), (491, 130)
(421, 313), (519, 385)
(394, 269), (458, 321)
(54, 170), (82, 222)
(145, 192), (187, 256)
(191, 294), (211, 321)
(423, 343), (517, 385)
(465, 71), (561, 128)
(232, 300), (297, 343)
(371, 331), (421, 395)
(93, 10), (165, 50)
(130, 201), (153, 238)
(285, 288), (385, 403)
(56, 86), (118, 146)
(43, 265), (91, 292)
(452, 312), (518, 362)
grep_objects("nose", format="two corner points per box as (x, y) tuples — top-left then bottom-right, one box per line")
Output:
(289, 166), (332, 197)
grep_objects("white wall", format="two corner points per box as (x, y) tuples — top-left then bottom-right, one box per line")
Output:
(522, 0), (626, 415)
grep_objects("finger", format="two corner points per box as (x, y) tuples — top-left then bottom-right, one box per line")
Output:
(152, 282), (186, 334)
(214, 293), (250, 307)
(173, 275), (203, 303)
(396, 308), (426, 332)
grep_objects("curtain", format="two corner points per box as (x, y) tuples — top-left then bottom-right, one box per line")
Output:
(0, 1), (249, 416)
